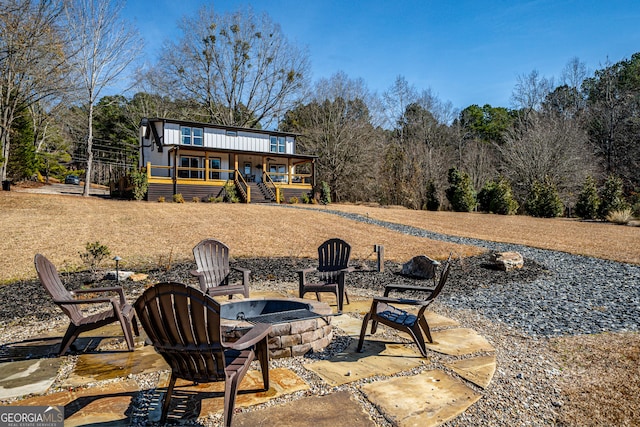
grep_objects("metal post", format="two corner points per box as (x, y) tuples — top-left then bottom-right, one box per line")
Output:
(374, 245), (384, 272)
(113, 256), (122, 284)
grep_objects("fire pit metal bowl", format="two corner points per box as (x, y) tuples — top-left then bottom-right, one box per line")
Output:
(220, 297), (333, 359)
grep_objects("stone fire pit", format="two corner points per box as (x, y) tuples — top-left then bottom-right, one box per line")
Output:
(220, 297), (333, 359)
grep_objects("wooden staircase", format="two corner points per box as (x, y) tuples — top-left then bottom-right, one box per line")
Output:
(247, 182), (275, 203)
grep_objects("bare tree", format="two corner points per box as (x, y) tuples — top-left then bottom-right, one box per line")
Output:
(63, 0), (142, 196)
(0, 0), (69, 182)
(281, 72), (381, 202)
(499, 113), (597, 202)
(561, 57), (589, 89)
(154, 6), (309, 129)
(511, 70), (554, 118)
(382, 75), (418, 132)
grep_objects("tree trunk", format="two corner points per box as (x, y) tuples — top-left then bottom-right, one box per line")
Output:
(82, 103), (93, 197)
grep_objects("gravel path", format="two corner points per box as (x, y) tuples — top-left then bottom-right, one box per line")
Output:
(308, 207), (640, 338)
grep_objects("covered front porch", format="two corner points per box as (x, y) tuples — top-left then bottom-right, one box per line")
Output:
(144, 147), (317, 203)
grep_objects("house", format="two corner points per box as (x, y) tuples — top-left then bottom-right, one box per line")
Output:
(139, 118), (317, 203)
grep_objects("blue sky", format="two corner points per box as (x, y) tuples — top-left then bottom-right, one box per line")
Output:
(123, 0), (640, 110)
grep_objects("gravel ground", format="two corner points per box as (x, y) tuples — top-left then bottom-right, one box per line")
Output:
(314, 208), (640, 337)
(1, 209), (638, 426)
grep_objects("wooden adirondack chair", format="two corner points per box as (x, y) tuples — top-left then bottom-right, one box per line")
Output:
(190, 238), (250, 299)
(298, 238), (354, 313)
(34, 254), (138, 356)
(134, 282), (271, 426)
(357, 255), (452, 358)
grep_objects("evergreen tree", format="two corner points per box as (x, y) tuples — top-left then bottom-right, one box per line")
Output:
(7, 109), (38, 181)
(525, 177), (564, 218)
(575, 176), (600, 219)
(478, 177), (519, 215)
(598, 175), (629, 219)
(424, 180), (440, 211)
(446, 167), (476, 212)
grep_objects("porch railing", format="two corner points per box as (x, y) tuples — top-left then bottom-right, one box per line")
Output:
(262, 171), (278, 201)
(234, 173), (250, 203)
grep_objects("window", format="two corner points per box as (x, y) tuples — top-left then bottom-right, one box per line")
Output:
(181, 127), (191, 145)
(270, 136), (285, 153)
(193, 128), (203, 146)
(209, 158), (221, 180)
(181, 127), (203, 146)
(179, 156), (202, 179)
(269, 164), (287, 183)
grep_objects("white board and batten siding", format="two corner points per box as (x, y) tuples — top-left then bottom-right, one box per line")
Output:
(163, 124), (295, 155)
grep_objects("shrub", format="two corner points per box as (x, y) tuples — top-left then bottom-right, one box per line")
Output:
(525, 177), (563, 218)
(445, 167), (476, 212)
(289, 196), (299, 204)
(606, 208), (633, 225)
(130, 168), (148, 201)
(424, 180), (440, 211)
(157, 196), (165, 203)
(79, 241), (110, 276)
(598, 175), (628, 220)
(192, 196), (200, 203)
(575, 176), (600, 220)
(478, 177), (519, 215)
(301, 192), (311, 204)
(316, 181), (331, 205)
(173, 193), (185, 203)
(223, 182), (239, 203)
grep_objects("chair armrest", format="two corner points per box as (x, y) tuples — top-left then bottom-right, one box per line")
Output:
(54, 296), (116, 305)
(341, 267), (355, 273)
(71, 287), (127, 305)
(227, 323), (272, 350)
(232, 266), (251, 286)
(296, 267), (317, 285)
(383, 284), (436, 297)
(190, 269), (203, 277)
(373, 296), (430, 307)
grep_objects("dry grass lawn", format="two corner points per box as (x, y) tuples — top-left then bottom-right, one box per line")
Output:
(1, 192), (482, 282)
(551, 332), (640, 426)
(2, 191), (639, 425)
(318, 203), (640, 265)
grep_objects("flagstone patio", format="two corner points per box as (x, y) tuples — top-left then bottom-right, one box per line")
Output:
(0, 290), (496, 426)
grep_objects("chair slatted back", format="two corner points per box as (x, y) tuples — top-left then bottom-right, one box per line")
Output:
(34, 254), (83, 324)
(317, 238), (351, 283)
(428, 256), (452, 301)
(193, 239), (230, 288)
(134, 282), (226, 382)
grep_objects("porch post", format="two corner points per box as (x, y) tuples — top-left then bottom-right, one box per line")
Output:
(312, 159), (316, 188)
(173, 147), (178, 196)
(233, 154), (238, 179)
(205, 153), (209, 181)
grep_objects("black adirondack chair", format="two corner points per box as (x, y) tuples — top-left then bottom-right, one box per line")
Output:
(134, 282), (271, 426)
(298, 238), (353, 313)
(34, 254), (138, 356)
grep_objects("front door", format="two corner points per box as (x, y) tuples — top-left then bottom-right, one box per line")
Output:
(243, 162), (253, 181)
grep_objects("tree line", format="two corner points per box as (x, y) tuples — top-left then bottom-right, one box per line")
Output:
(2, 1), (638, 219)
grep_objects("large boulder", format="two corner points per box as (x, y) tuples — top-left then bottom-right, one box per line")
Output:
(490, 252), (524, 271)
(401, 255), (440, 279)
